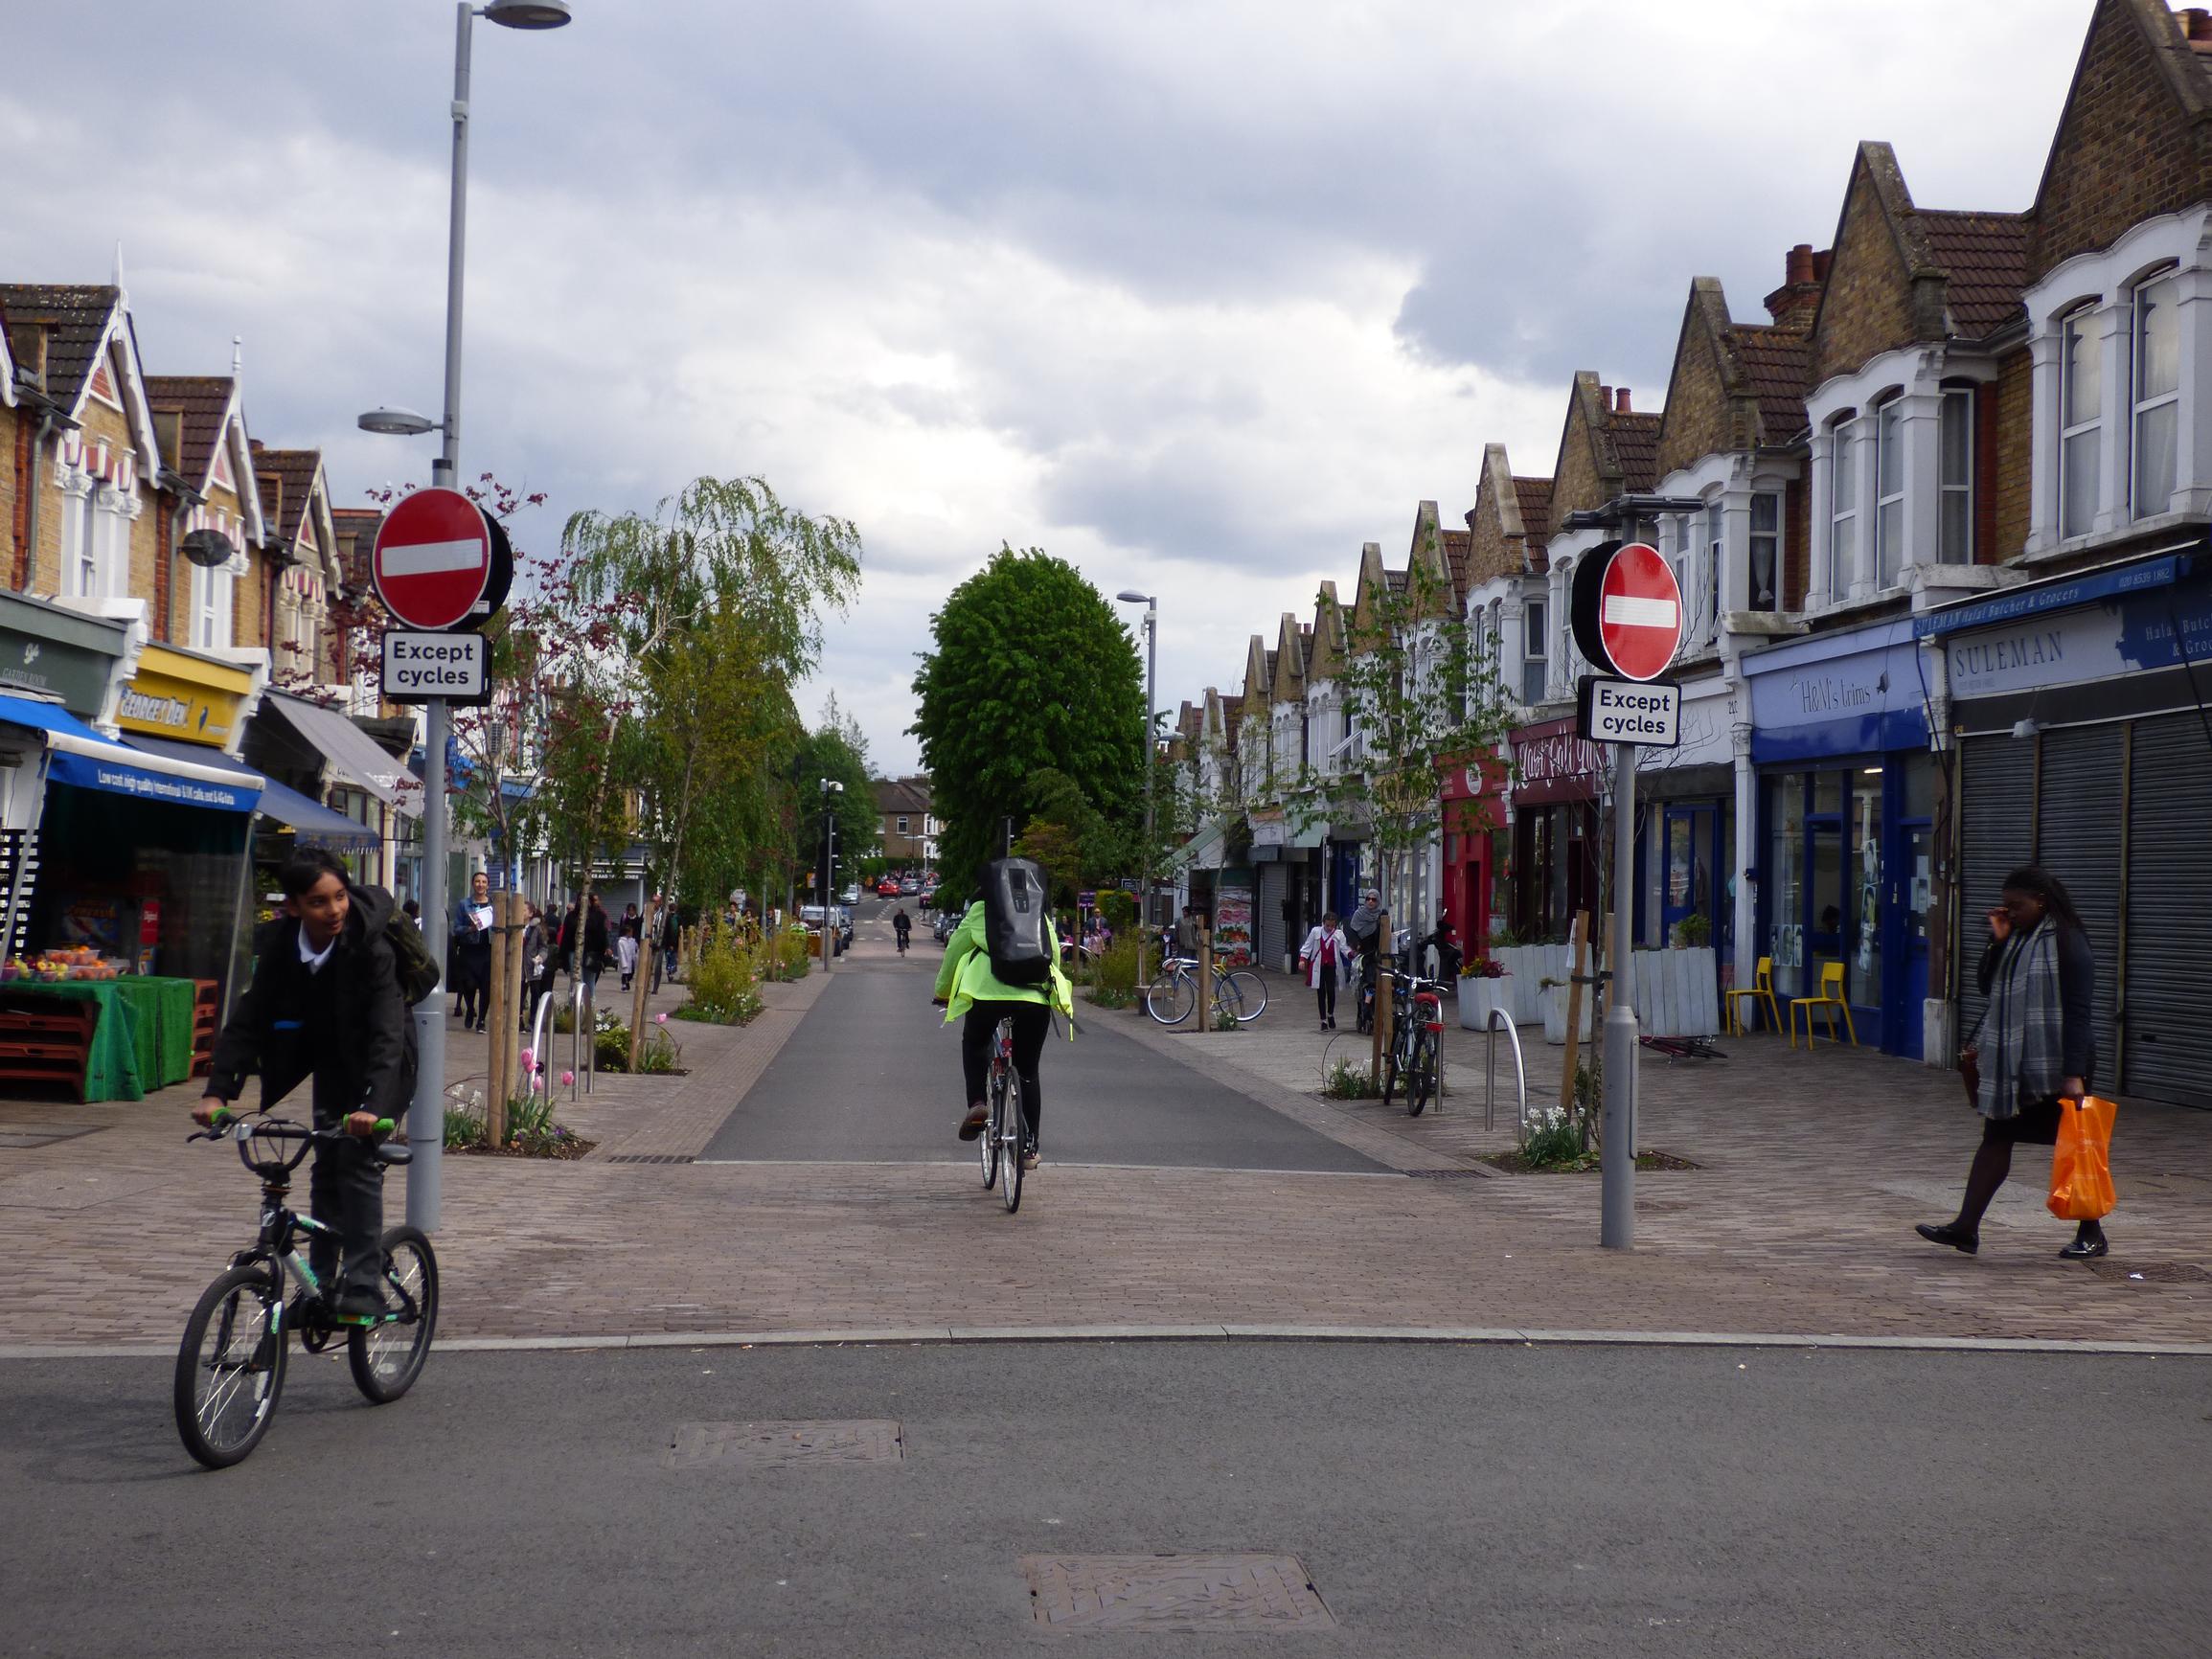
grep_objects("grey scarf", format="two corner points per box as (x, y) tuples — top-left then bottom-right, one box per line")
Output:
(1979, 918), (2064, 1120)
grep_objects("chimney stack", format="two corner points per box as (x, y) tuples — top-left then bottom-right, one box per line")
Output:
(1787, 242), (1815, 285)
(2182, 9), (2211, 42)
(1766, 243), (1829, 329)
(1615, 387), (1632, 414)
(1597, 384), (1613, 412)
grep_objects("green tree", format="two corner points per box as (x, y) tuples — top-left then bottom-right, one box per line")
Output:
(789, 714), (879, 900)
(911, 547), (1145, 887)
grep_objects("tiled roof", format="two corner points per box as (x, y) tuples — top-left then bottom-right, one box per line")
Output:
(1440, 528), (1472, 604)
(1607, 411), (1663, 492)
(0, 284), (120, 410)
(874, 775), (931, 816)
(1263, 648), (1279, 687)
(331, 507), (380, 590)
(1513, 476), (1553, 543)
(1730, 326), (1812, 443)
(1921, 210), (2030, 338)
(1384, 568), (1408, 594)
(252, 445), (321, 542)
(144, 375), (236, 487)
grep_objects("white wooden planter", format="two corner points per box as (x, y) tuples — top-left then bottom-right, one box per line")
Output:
(1622, 945), (1721, 1039)
(1456, 977), (1510, 1031)
(1539, 983), (1594, 1045)
(1492, 944), (1562, 1025)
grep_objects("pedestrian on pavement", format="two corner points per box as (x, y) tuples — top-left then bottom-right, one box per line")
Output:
(580, 894), (611, 998)
(1346, 888), (1382, 1031)
(616, 902), (641, 990)
(1299, 911), (1354, 1030)
(1919, 865), (2108, 1261)
(1174, 905), (1203, 960)
(450, 871), (494, 1033)
(554, 895), (581, 977)
(660, 902), (681, 985)
(520, 901), (550, 1029)
(194, 848), (411, 1321)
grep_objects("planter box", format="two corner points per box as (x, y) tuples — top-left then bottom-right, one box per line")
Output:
(1491, 944), (1561, 1026)
(1539, 983), (1594, 1045)
(1621, 945), (1721, 1039)
(1456, 977), (1510, 1031)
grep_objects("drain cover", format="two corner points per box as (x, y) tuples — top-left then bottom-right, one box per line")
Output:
(606, 1153), (693, 1164)
(2087, 1260), (2212, 1284)
(664, 1420), (902, 1468)
(1022, 1554), (1334, 1631)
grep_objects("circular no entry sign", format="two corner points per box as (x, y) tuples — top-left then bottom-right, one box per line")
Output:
(372, 488), (491, 632)
(1596, 542), (1683, 681)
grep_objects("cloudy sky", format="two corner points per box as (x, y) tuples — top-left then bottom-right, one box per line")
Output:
(5, 1), (2095, 773)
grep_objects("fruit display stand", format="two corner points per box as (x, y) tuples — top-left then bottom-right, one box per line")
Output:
(0, 974), (200, 1102)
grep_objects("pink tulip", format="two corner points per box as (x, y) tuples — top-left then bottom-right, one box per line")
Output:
(519, 1048), (534, 1069)
(655, 1012), (668, 1025)
(561, 1070), (575, 1085)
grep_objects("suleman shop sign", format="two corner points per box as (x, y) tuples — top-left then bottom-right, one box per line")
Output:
(1946, 580), (2212, 700)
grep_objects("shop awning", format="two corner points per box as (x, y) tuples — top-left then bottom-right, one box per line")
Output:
(0, 693), (263, 812)
(259, 692), (407, 806)
(256, 778), (378, 851)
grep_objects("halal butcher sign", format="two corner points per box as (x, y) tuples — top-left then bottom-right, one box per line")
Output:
(1570, 539), (1684, 746)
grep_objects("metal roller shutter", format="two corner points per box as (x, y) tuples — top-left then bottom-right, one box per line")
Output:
(1956, 737), (2035, 1046)
(1258, 862), (1288, 972)
(2122, 714), (2212, 1107)
(2033, 725), (2123, 1087)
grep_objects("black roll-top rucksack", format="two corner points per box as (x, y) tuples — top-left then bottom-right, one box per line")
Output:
(981, 857), (1053, 987)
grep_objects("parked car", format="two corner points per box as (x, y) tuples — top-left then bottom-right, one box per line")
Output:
(797, 904), (855, 952)
(841, 884), (860, 905)
(932, 909), (958, 943)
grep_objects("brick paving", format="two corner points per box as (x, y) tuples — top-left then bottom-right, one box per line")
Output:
(2, 944), (2208, 1353)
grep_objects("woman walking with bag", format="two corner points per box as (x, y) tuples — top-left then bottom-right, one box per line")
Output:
(1917, 865), (2109, 1260)
(1299, 911), (1354, 1032)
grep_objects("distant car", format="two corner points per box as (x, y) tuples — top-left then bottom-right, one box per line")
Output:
(841, 884), (860, 904)
(876, 877), (901, 898)
(900, 877), (922, 896)
(932, 911), (958, 943)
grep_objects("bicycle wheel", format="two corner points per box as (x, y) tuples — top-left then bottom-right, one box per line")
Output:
(1145, 969), (1195, 1026)
(980, 1063), (1003, 1190)
(1406, 1025), (1440, 1119)
(174, 1263), (286, 1469)
(1221, 970), (1267, 1023)
(1000, 1091), (1024, 1214)
(348, 1226), (440, 1404)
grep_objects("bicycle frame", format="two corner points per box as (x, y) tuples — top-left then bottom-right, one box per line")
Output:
(211, 1120), (418, 1330)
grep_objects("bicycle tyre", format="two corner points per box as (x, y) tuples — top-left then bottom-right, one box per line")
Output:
(1406, 1025), (1440, 1119)
(980, 1061), (1004, 1190)
(1145, 970), (1195, 1026)
(1000, 1078), (1025, 1216)
(174, 1262), (286, 1469)
(1222, 970), (1267, 1022)
(348, 1226), (440, 1404)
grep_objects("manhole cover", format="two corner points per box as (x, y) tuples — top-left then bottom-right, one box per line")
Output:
(606, 1153), (694, 1164)
(664, 1420), (902, 1468)
(2087, 1261), (2212, 1285)
(1022, 1554), (1334, 1632)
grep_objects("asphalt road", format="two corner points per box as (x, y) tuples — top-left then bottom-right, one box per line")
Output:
(699, 898), (1382, 1174)
(6, 1341), (2207, 1658)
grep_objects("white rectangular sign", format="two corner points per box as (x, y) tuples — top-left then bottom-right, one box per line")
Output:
(1577, 675), (1682, 747)
(381, 629), (489, 703)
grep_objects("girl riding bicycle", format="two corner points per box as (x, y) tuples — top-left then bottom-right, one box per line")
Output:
(932, 861), (1074, 1171)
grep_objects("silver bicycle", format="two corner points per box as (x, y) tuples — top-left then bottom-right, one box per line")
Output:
(1143, 955), (1267, 1027)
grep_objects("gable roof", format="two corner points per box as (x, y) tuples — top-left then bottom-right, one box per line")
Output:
(0, 284), (120, 410)
(874, 775), (931, 817)
(1732, 325), (1813, 442)
(1605, 411), (1662, 492)
(144, 375), (239, 488)
(1513, 476), (1553, 545)
(1307, 580), (1347, 683)
(252, 445), (324, 546)
(1440, 528), (1472, 606)
(1920, 210), (2031, 337)
(331, 507), (381, 594)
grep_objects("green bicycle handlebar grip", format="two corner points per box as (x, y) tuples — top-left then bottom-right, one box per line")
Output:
(372, 1117), (396, 1135)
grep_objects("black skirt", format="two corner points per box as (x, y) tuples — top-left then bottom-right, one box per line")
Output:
(1983, 1094), (2064, 1147)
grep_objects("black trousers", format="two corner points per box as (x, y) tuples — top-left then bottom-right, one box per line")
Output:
(308, 1098), (385, 1299)
(454, 942), (490, 1021)
(962, 1001), (1052, 1143)
(1315, 976), (1336, 1022)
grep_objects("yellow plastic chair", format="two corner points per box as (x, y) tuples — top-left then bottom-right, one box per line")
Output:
(1788, 960), (1859, 1050)
(1723, 956), (1782, 1036)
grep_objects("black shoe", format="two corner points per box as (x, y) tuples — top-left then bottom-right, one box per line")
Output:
(2059, 1231), (2109, 1261)
(957, 1103), (989, 1142)
(1916, 1221), (1979, 1255)
(333, 1287), (388, 1323)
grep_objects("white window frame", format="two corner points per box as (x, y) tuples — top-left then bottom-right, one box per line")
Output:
(1938, 386), (1974, 563)
(1874, 397), (1904, 586)
(1703, 499), (1723, 635)
(2059, 305), (2102, 540)
(1520, 597), (1546, 706)
(1748, 490), (1783, 612)
(1827, 415), (1858, 598)
(2131, 268), (2180, 520)
(897, 815), (909, 835)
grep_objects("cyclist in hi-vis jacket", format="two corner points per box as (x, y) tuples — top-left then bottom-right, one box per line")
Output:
(932, 890), (1074, 1171)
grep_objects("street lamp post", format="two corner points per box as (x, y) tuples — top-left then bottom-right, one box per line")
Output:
(358, 0), (568, 1233)
(1116, 592), (1157, 988)
(821, 778), (843, 976)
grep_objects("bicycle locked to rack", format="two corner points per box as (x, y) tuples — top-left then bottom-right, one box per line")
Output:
(1379, 954), (1451, 1118)
(1142, 954), (1268, 1028)
(173, 1110), (439, 1469)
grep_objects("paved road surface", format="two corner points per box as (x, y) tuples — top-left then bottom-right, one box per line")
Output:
(6, 1341), (2205, 1657)
(701, 898), (1382, 1174)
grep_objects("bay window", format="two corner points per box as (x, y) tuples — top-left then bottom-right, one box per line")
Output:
(1520, 598), (1546, 706)
(2059, 306), (2101, 538)
(1939, 386), (1973, 561)
(1828, 416), (1858, 596)
(1749, 492), (1782, 611)
(2132, 271), (2178, 518)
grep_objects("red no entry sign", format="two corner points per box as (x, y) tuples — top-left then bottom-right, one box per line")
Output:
(1595, 542), (1682, 681)
(372, 488), (491, 631)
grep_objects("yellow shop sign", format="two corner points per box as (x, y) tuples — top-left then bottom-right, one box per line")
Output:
(116, 646), (255, 748)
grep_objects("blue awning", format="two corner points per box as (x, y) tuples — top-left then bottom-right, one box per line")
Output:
(1913, 548), (2199, 637)
(0, 693), (262, 812)
(256, 778), (378, 850)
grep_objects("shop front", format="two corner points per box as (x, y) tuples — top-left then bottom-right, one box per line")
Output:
(1743, 618), (1937, 1059)
(1507, 716), (1604, 942)
(1248, 811), (1324, 971)
(242, 691), (409, 889)
(1925, 550), (2212, 1109)
(1631, 672), (1740, 963)
(1439, 753), (1507, 953)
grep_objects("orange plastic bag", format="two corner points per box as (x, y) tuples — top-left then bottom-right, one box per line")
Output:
(2048, 1095), (2118, 1221)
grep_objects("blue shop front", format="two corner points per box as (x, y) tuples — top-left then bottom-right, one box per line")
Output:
(1742, 619), (1939, 1058)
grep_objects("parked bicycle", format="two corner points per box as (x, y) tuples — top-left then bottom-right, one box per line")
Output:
(1143, 955), (1268, 1027)
(976, 1015), (1027, 1213)
(174, 1111), (438, 1469)
(1380, 960), (1450, 1118)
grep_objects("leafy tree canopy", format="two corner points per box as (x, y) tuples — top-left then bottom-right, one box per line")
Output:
(911, 547), (1144, 889)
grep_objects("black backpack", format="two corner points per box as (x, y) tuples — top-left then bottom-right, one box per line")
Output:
(383, 911), (444, 1007)
(981, 857), (1053, 987)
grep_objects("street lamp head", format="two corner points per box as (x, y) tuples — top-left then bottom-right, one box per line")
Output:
(356, 405), (437, 437)
(482, 0), (572, 28)
(1115, 590), (1153, 605)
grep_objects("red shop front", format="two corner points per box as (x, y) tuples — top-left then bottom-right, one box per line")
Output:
(1508, 716), (1605, 942)
(1438, 751), (1509, 954)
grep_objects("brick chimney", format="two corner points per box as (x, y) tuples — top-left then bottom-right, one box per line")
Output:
(1614, 387), (1632, 414)
(1597, 384), (1613, 412)
(1765, 242), (1826, 329)
(2182, 9), (2212, 45)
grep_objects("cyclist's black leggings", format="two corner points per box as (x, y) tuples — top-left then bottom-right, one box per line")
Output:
(962, 1001), (1051, 1142)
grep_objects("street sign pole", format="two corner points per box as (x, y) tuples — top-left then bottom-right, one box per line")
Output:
(1602, 738), (1636, 1249)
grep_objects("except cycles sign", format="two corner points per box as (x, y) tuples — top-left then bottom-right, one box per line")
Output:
(1577, 676), (1682, 746)
(381, 630), (490, 704)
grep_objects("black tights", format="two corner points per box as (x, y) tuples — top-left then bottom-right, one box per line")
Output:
(1955, 1131), (2103, 1241)
(961, 1002), (1051, 1143)
(1315, 977), (1336, 1023)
